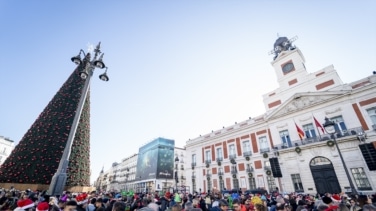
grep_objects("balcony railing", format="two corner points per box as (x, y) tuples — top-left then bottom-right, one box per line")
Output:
(206, 173), (211, 177)
(216, 157), (223, 162)
(264, 166), (271, 170)
(205, 160), (212, 164)
(218, 171), (224, 176)
(260, 147), (270, 153)
(246, 167), (254, 173)
(231, 170), (237, 174)
(191, 162), (196, 167)
(273, 126), (365, 150)
(243, 151), (252, 157)
(191, 175), (196, 179)
(229, 154), (236, 159)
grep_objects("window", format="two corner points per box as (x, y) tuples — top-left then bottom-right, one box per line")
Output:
(219, 178), (225, 191)
(351, 167), (372, 190)
(229, 144), (236, 157)
(266, 175), (276, 192)
(231, 165), (237, 173)
(243, 140), (251, 153)
(264, 161), (271, 170)
(233, 177), (239, 190)
(303, 123), (316, 138)
(205, 151), (211, 162)
(218, 167), (224, 174)
(279, 130), (292, 147)
(217, 148), (223, 160)
(259, 136), (269, 152)
(248, 177), (256, 189)
(367, 107), (376, 125)
(207, 169), (211, 175)
(192, 154), (196, 166)
(330, 116), (347, 132)
(291, 174), (304, 192)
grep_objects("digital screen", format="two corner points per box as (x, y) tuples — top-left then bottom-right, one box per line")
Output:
(135, 138), (175, 180)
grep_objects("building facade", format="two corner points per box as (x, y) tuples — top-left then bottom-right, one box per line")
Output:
(185, 37), (376, 195)
(96, 138), (187, 193)
(0, 136), (15, 166)
(95, 154), (138, 192)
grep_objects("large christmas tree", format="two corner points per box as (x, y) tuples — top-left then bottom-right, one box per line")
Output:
(0, 62), (90, 186)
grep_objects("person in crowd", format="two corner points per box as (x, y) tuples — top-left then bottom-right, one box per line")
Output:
(254, 203), (267, 211)
(363, 204), (376, 211)
(160, 192), (171, 211)
(172, 204), (183, 211)
(112, 201), (126, 211)
(199, 195), (207, 211)
(218, 200), (229, 211)
(338, 202), (350, 211)
(95, 198), (105, 210)
(86, 198), (97, 211)
(64, 200), (78, 211)
(185, 201), (194, 211)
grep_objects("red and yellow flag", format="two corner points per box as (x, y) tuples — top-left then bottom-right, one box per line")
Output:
(295, 123), (305, 140)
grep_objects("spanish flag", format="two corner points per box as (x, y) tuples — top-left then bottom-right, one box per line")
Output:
(295, 123), (305, 140)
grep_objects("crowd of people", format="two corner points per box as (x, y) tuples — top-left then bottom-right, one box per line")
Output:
(0, 188), (375, 211)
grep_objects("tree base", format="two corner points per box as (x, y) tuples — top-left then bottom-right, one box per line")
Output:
(0, 183), (95, 193)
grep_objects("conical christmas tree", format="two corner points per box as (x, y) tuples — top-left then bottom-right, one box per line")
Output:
(0, 61), (90, 186)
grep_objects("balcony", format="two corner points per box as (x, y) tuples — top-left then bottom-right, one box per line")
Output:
(260, 147), (270, 153)
(218, 171), (224, 176)
(246, 167), (254, 173)
(205, 160), (212, 165)
(229, 154), (237, 160)
(191, 162), (196, 167)
(273, 126), (365, 150)
(216, 157), (223, 162)
(264, 166), (271, 171)
(231, 169), (238, 174)
(243, 151), (252, 157)
(191, 175), (196, 179)
(206, 173), (211, 177)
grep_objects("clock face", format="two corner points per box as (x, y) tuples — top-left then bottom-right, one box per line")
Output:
(282, 62), (294, 73)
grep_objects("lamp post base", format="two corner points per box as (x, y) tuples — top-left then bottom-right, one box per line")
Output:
(48, 173), (67, 196)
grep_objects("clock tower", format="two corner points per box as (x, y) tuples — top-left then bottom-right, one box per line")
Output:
(270, 36), (308, 91)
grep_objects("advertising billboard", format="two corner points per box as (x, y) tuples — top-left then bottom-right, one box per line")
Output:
(135, 138), (175, 180)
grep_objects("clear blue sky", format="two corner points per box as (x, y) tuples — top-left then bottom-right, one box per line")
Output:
(1, 1), (375, 184)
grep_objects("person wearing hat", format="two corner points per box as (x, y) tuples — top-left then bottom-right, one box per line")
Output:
(14, 197), (35, 211)
(36, 202), (50, 211)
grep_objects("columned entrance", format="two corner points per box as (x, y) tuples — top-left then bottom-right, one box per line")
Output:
(310, 156), (341, 194)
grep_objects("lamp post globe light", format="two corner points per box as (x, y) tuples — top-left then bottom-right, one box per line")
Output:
(323, 117), (358, 196)
(48, 42), (109, 196)
(175, 156), (179, 192)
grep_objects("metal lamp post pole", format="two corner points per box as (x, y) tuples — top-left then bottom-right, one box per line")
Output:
(175, 156), (179, 193)
(48, 43), (109, 196)
(323, 117), (358, 196)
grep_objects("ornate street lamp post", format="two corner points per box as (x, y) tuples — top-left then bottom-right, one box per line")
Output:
(48, 43), (109, 196)
(323, 117), (358, 195)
